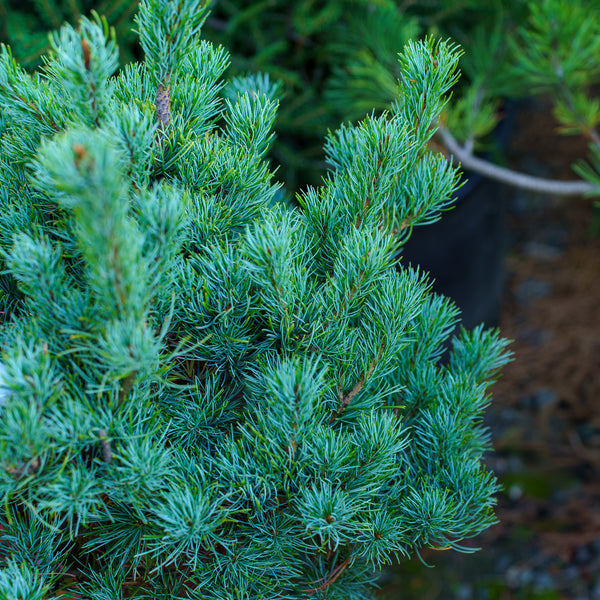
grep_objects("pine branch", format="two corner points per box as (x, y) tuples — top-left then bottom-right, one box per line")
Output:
(3, 88), (61, 132)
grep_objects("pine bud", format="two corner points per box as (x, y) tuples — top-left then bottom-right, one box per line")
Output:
(81, 38), (91, 71)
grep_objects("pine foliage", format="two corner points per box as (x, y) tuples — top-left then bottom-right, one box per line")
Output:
(207, 0), (600, 190)
(0, 1), (511, 598)
(206, 0), (423, 189)
(6, 0), (600, 190)
(0, 0), (140, 68)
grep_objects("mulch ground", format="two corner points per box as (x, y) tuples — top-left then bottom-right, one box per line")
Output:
(491, 99), (600, 589)
(485, 194), (600, 600)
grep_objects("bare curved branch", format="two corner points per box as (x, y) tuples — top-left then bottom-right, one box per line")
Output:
(437, 126), (598, 197)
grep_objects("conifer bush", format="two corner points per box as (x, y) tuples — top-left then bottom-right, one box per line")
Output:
(0, 1), (511, 598)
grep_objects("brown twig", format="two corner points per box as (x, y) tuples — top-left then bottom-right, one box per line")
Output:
(97, 429), (112, 464)
(117, 371), (136, 408)
(156, 83), (171, 130)
(81, 38), (91, 71)
(329, 343), (385, 423)
(302, 557), (351, 595)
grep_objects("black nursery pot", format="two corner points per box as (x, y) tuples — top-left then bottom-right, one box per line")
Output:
(399, 106), (515, 330)
(400, 171), (509, 330)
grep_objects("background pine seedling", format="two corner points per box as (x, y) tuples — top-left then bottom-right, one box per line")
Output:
(0, 0), (511, 598)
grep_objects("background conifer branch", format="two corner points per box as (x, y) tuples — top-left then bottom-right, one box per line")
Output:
(437, 125), (597, 196)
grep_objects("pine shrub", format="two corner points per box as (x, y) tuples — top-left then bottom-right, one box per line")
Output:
(0, 1), (511, 598)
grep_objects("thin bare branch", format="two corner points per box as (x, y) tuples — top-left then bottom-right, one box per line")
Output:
(437, 126), (598, 196)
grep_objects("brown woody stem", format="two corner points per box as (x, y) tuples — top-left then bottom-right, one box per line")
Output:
(156, 83), (171, 130)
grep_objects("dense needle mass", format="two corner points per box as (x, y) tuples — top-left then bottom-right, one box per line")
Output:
(0, 1), (510, 598)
